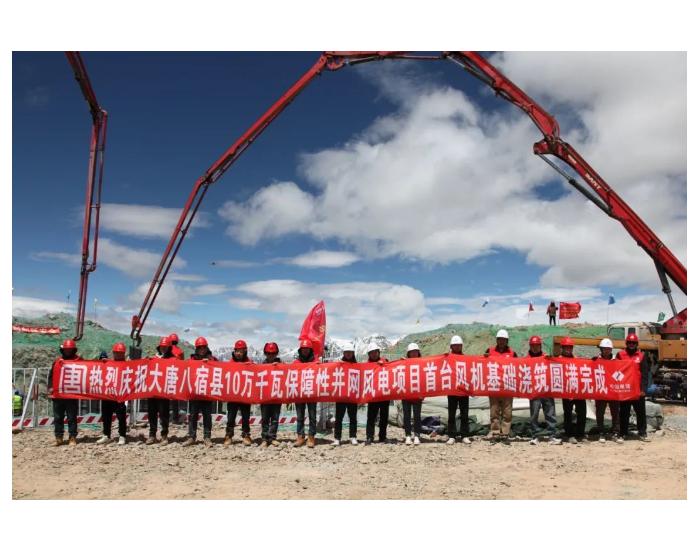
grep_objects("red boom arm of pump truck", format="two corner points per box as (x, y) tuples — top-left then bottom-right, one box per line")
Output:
(121, 51), (686, 344)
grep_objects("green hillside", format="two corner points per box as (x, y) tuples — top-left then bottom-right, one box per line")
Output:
(388, 322), (608, 357)
(12, 313), (194, 369)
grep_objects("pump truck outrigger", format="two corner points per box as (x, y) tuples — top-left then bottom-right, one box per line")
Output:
(103, 51), (685, 359)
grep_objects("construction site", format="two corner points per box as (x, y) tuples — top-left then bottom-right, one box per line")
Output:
(12, 51), (687, 500)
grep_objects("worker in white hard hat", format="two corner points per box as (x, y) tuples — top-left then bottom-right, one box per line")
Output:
(333, 343), (359, 446)
(445, 335), (470, 445)
(402, 343), (423, 445)
(592, 338), (622, 444)
(484, 329), (517, 443)
(365, 342), (391, 444)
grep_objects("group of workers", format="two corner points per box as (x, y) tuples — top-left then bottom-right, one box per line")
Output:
(46, 330), (651, 447)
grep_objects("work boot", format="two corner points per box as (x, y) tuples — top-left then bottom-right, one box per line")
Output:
(261, 440), (269, 448)
(145, 435), (157, 445)
(182, 438), (196, 447)
(52, 437), (63, 447)
(242, 434), (252, 446)
(307, 435), (316, 448)
(204, 438), (213, 448)
(224, 435), (232, 446)
(271, 440), (281, 447)
(293, 435), (306, 447)
(68, 437), (77, 446)
(160, 435), (169, 446)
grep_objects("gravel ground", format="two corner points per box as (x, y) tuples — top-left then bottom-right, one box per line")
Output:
(12, 411), (687, 500)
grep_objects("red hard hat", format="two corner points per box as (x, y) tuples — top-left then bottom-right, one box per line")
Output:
(159, 336), (172, 347)
(60, 339), (77, 350)
(299, 339), (313, 349)
(195, 336), (209, 347)
(626, 333), (639, 342)
(529, 335), (542, 345)
(561, 337), (574, 347)
(169, 333), (179, 343)
(264, 342), (279, 354)
(234, 340), (247, 349)
(112, 342), (126, 353)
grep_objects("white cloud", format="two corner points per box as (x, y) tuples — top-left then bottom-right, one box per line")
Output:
(28, 251), (80, 266)
(169, 273), (207, 282)
(216, 53), (686, 291)
(286, 250), (359, 268)
(98, 203), (211, 239)
(191, 284), (231, 296)
(12, 296), (74, 318)
(126, 280), (191, 315)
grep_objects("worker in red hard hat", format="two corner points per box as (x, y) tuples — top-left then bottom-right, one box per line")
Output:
(527, 335), (561, 445)
(292, 339), (320, 449)
(484, 330), (517, 444)
(183, 337), (214, 447)
(224, 340), (253, 447)
(48, 339), (81, 446)
(97, 343), (129, 446)
(617, 333), (650, 442)
(168, 333), (185, 426)
(560, 337), (587, 443)
(592, 339), (622, 444)
(147, 336), (175, 446)
(260, 342), (282, 448)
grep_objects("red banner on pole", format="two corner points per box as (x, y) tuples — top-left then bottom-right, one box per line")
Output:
(299, 300), (326, 358)
(12, 325), (61, 334)
(559, 302), (582, 319)
(51, 355), (641, 403)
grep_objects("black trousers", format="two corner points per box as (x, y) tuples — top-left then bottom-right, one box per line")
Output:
(366, 401), (390, 441)
(334, 402), (358, 439)
(549, 315), (556, 326)
(188, 400), (213, 439)
(53, 399), (78, 438)
(101, 400), (127, 437)
(295, 402), (317, 436)
(562, 399), (587, 438)
(148, 398), (170, 437)
(225, 402), (251, 436)
(447, 395), (470, 438)
(261, 404), (281, 441)
(620, 396), (647, 437)
(402, 400), (422, 437)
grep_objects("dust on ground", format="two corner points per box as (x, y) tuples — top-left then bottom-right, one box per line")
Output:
(12, 411), (687, 500)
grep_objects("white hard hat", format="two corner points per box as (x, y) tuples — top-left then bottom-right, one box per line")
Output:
(599, 338), (613, 349)
(450, 335), (463, 346)
(407, 343), (420, 352)
(497, 329), (509, 339)
(367, 342), (381, 353)
(342, 343), (355, 353)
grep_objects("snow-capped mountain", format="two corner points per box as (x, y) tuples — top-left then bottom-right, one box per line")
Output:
(211, 333), (402, 363)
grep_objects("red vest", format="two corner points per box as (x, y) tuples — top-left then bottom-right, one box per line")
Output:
(488, 346), (516, 358)
(172, 345), (184, 360)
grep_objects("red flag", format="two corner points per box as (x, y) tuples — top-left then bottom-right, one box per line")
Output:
(528, 302), (534, 312)
(299, 300), (326, 358)
(559, 302), (582, 319)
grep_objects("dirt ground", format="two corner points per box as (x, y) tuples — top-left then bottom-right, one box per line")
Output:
(12, 405), (687, 500)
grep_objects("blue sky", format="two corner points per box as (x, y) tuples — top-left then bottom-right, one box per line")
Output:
(12, 52), (687, 347)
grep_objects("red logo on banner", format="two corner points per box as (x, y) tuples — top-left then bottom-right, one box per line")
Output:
(559, 302), (582, 319)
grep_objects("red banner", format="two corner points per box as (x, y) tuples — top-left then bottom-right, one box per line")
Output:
(12, 325), (61, 334)
(299, 300), (326, 358)
(559, 302), (582, 319)
(51, 355), (641, 403)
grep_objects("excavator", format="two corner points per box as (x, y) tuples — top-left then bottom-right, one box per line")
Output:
(64, 52), (686, 389)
